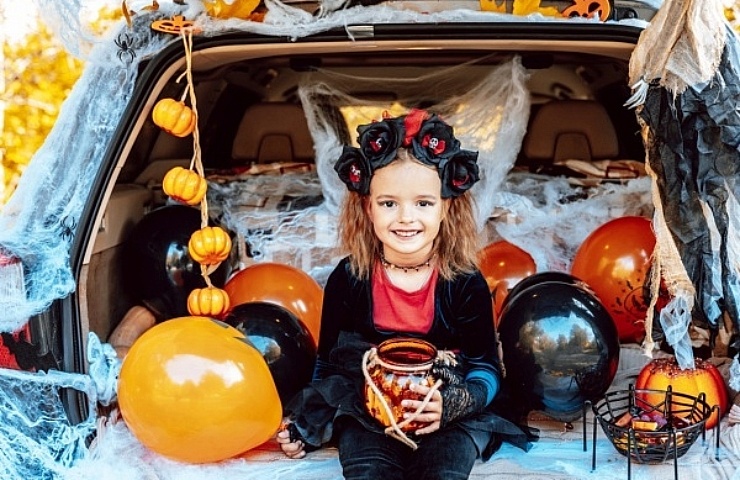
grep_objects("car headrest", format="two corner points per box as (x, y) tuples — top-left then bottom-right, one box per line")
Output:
(231, 103), (315, 164)
(522, 100), (619, 162)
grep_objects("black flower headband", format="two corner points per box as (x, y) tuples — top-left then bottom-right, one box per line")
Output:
(334, 109), (480, 198)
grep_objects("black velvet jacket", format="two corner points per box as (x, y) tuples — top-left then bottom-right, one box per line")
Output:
(286, 257), (531, 459)
(316, 257), (501, 382)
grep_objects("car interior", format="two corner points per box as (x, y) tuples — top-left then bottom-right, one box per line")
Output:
(81, 39), (647, 348)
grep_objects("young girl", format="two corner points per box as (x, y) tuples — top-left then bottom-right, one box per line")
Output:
(277, 110), (530, 479)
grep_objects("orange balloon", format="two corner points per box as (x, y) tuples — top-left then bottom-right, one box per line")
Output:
(479, 241), (537, 324)
(118, 316), (281, 463)
(571, 216), (655, 344)
(490, 280), (510, 329)
(224, 262), (323, 345)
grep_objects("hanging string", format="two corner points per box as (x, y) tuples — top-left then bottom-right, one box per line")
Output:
(179, 27), (217, 289)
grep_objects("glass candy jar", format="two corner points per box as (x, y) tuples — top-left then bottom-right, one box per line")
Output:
(363, 338), (438, 432)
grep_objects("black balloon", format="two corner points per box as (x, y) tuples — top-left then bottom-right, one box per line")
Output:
(226, 302), (317, 408)
(122, 205), (232, 319)
(502, 271), (589, 314)
(498, 281), (619, 421)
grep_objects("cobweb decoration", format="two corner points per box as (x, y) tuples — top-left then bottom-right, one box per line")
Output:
(0, 367), (97, 479)
(488, 174), (654, 271)
(299, 56), (532, 229)
(0, 10), (172, 332)
(208, 171), (342, 285)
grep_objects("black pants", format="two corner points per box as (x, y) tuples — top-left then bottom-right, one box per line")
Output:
(337, 418), (478, 480)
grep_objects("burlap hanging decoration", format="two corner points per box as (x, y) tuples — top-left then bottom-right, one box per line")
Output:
(627, 0), (734, 369)
(627, 0), (726, 106)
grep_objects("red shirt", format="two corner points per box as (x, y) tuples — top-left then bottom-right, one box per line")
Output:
(372, 261), (437, 334)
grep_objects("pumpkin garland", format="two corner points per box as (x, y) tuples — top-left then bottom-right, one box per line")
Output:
(150, 28), (232, 318)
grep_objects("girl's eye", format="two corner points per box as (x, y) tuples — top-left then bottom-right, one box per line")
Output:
(418, 200), (434, 207)
(381, 200), (396, 208)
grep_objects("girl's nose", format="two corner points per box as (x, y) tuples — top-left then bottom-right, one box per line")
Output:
(398, 203), (414, 223)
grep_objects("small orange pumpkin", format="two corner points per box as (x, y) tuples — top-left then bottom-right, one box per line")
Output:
(152, 98), (196, 137)
(162, 167), (207, 206)
(635, 357), (728, 430)
(187, 287), (231, 318)
(188, 226), (232, 265)
(562, 0), (611, 22)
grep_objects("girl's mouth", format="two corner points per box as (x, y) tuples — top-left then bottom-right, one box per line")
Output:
(393, 230), (420, 238)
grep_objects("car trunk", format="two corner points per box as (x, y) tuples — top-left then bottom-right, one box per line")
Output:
(68, 23), (647, 423)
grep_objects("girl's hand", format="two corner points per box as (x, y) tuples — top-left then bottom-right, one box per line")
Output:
(276, 421), (307, 459)
(401, 383), (442, 435)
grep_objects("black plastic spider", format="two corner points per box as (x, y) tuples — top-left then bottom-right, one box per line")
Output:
(59, 216), (78, 242)
(115, 32), (137, 64)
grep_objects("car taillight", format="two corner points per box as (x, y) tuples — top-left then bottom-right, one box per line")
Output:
(0, 249), (31, 370)
(0, 248), (25, 302)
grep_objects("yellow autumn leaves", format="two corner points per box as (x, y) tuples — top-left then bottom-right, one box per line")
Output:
(203, 0), (262, 19)
(480, 0), (560, 16)
(1, 25), (84, 204)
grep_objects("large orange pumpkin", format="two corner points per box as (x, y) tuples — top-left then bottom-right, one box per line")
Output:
(635, 357), (728, 430)
(162, 167), (207, 206)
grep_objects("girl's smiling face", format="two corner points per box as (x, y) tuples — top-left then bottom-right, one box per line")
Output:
(366, 158), (446, 265)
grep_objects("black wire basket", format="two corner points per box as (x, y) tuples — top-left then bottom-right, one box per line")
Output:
(592, 385), (717, 465)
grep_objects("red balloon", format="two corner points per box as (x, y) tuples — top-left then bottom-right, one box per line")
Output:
(571, 216), (655, 343)
(224, 262), (323, 345)
(479, 241), (537, 326)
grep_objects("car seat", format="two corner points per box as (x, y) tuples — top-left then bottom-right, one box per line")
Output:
(231, 102), (315, 165)
(521, 99), (644, 180)
(523, 99), (619, 166)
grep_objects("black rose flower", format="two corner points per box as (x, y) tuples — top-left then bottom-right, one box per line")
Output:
(357, 118), (403, 169)
(410, 114), (461, 166)
(439, 150), (480, 198)
(335, 146), (372, 195)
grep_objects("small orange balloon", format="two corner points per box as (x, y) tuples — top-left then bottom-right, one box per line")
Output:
(224, 262), (323, 345)
(479, 241), (537, 324)
(490, 280), (510, 329)
(118, 316), (281, 463)
(571, 216), (654, 344)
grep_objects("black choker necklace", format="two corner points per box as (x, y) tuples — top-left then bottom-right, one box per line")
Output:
(380, 255), (433, 273)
